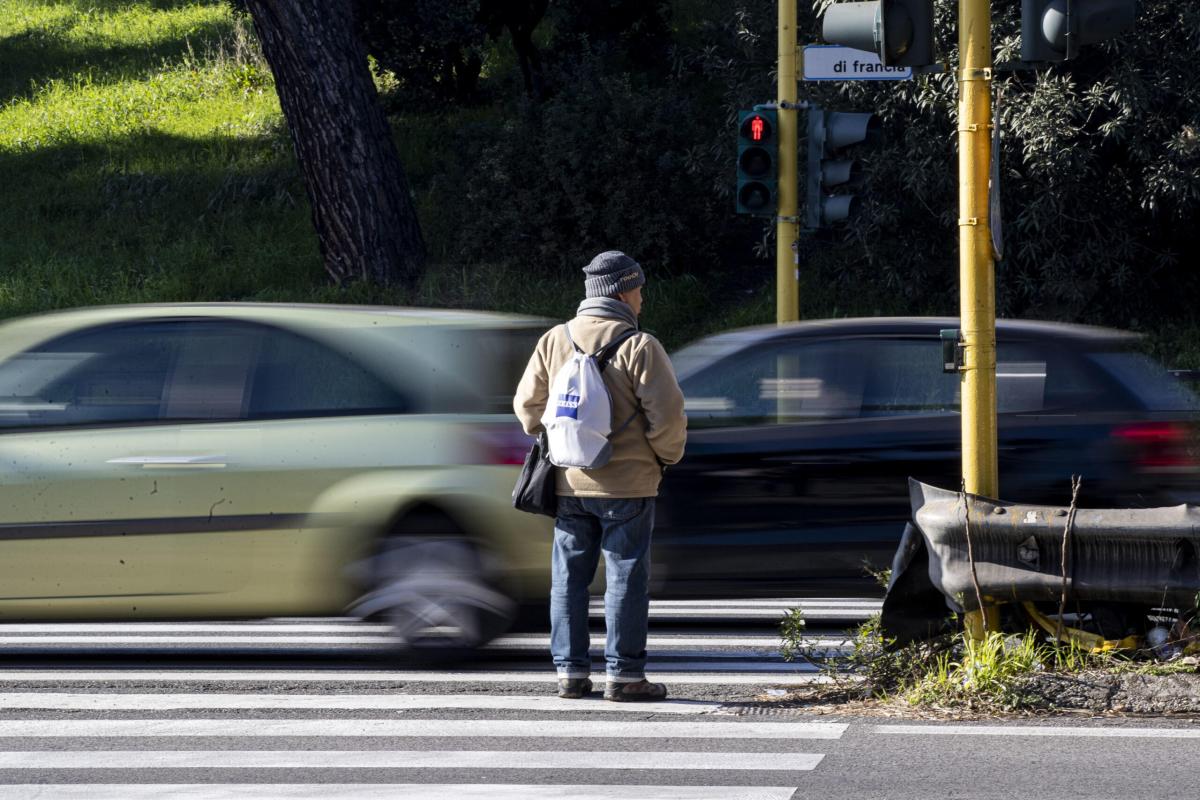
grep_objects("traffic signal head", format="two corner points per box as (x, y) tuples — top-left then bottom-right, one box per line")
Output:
(736, 109), (778, 216)
(821, 0), (935, 68)
(1021, 0), (1136, 62)
(805, 107), (881, 230)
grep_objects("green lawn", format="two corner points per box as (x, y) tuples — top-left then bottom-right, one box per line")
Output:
(0, 0), (328, 317)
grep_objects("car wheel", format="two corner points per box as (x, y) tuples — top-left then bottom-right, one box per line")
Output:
(355, 514), (517, 654)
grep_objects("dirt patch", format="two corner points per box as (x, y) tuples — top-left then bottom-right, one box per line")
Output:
(759, 669), (1200, 719)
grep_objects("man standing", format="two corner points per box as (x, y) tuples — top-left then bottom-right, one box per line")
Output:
(514, 251), (687, 701)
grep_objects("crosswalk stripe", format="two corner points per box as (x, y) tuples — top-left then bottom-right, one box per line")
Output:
(0, 670), (829, 685)
(0, 693), (722, 714)
(0, 719), (848, 739)
(0, 633), (841, 649)
(0, 623), (391, 633)
(0, 785), (802, 800)
(878, 724), (1200, 739)
(0, 750), (826, 771)
(633, 600), (880, 607)
(0, 636), (400, 645)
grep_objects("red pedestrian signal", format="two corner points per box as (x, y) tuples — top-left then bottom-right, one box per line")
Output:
(736, 110), (778, 216)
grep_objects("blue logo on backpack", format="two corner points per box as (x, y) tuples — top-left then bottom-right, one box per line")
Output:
(555, 393), (581, 419)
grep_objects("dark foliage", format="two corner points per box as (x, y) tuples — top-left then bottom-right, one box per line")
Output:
(370, 0), (1197, 325)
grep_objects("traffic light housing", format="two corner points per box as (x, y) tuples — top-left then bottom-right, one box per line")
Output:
(1021, 0), (1136, 62)
(821, 0), (935, 67)
(805, 106), (881, 230)
(735, 109), (778, 216)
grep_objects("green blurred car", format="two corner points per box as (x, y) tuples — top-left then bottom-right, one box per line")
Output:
(0, 303), (553, 649)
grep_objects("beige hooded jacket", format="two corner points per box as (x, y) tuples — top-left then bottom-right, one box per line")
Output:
(513, 315), (688, 498)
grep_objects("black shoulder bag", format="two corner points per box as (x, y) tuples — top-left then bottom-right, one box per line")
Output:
(512, 430), (558, 517)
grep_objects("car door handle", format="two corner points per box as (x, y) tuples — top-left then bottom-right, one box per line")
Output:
(106, 455), (228, 469)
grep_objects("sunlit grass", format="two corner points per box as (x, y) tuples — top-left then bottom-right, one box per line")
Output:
(0, 1), (320, 318)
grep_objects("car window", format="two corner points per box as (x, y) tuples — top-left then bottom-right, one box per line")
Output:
(859, 339), (959, 417)
(680, 339), (866, 425)
(1089, 351), (1200, 412)
(161, 323), (258, 420)
(996, 341), (1127, 412)
(472, 326), (546, 414)
(247, 327), (409, 419)
(0, 321), (186, 428)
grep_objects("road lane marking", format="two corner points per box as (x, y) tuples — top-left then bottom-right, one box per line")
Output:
(0, 785), (801, 800)
(0, 670), (829, 685)
(0, 633), (846, 649)
(0, 636), (401, 645)
(878, 724), (1200, 739)
(0, 719), (848, 739)
(0, 693), (722, 714)
(0, 750), (825, 771)
(0, 623), (393, 633)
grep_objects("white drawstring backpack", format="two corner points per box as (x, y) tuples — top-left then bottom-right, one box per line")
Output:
(540, 324), (640, 469)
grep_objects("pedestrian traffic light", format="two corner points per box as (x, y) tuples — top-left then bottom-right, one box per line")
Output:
(1021, 0), (1136, 62)
(805, 105), (881, 230)
(820, 0), (935, 68)
(735, 109), (778, 216)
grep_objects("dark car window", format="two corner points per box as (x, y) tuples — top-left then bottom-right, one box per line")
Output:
(246, 327), (409, 419)
(859, 339), (959, 416)
(0, 318), (413, 429)
(996, 341), (1131, 412)
(679, 333), (1128, 426)
(1089, 351), (1200, 412)
(681, 339), (867, 425)
(0, 320), (253, 429)
(474, 326), (546, 414)
(0, 323), (178, 428)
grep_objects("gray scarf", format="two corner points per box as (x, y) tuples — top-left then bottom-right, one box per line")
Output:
(576, 296), (638, 330)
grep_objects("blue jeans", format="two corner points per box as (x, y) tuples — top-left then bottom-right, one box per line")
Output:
(550, 496), (655, 683)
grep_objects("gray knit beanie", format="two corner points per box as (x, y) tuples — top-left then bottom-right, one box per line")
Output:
(582, 250), (646, 298)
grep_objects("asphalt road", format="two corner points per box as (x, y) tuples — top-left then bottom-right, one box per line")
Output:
(0, 598), (1194, 798)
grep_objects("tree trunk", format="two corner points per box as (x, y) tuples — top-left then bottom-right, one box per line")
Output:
(244, 0), (425, 287)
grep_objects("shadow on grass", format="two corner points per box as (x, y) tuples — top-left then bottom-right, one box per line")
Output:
(0, 14), (235, 104)
(0, 128), (327, 316)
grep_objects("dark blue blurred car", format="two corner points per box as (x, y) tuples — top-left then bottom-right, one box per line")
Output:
(653, 318), (1200, 598)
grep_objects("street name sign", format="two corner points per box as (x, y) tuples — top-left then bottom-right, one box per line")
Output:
(802, 45), (913, 81)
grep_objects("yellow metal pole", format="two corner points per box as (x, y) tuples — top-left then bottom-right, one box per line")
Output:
(776, 0), (799, 325)
(958, 0), (999, 635)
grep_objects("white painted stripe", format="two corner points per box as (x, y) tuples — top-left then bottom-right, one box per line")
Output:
(0, 623), (392, 634)
(0, 670), (830, 686)
(0, 636), (399, 645)
(0, 719), (848, 739)
(636, 600), (880, 607)
(0, 633), (841, 650)
(0, 785), (800, 800)
(492, 635), (845, 648)
(639, 609), (873, 618)
(638, 661), (816, 672)
(0, 693), (720, 714)
(0, 750), (824, 771)
(879, 724), (1200, 739)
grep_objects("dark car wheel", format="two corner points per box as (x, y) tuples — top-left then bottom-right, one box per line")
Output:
(352, 513), (517, 656)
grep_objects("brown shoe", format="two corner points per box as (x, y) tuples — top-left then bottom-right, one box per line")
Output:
(557, 677), (594, 699)
(604, 679), (668, 702)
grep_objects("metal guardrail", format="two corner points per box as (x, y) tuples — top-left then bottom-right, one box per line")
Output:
(881, 480), (1200, 645)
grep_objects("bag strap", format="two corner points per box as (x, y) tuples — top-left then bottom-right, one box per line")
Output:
(562, 323), (585, 355)
(609, 406), (641, 438)
(594, 328), (639, 373)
